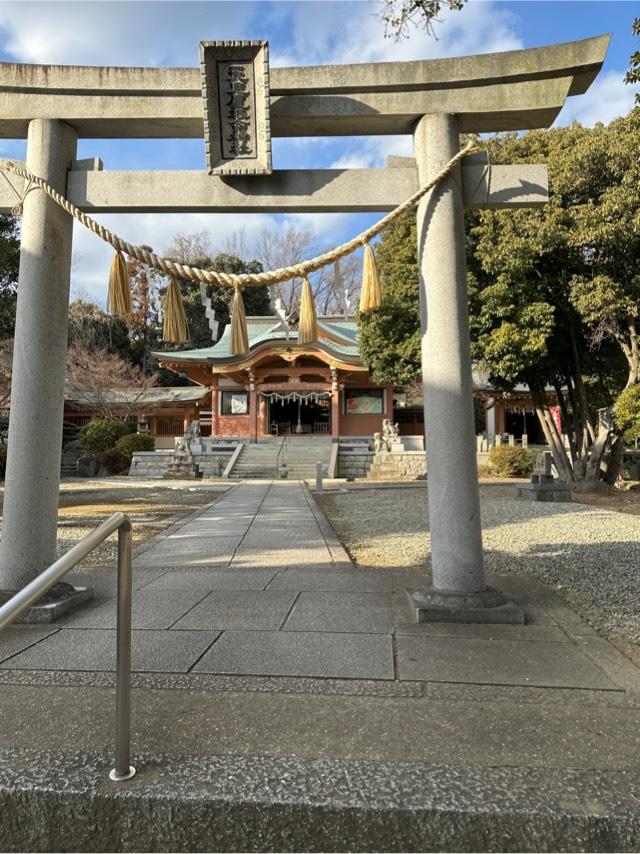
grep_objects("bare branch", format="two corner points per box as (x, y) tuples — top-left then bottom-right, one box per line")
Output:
(66, 342), (160, 422)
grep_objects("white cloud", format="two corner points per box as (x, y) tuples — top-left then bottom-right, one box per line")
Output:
(329, 136), (413, 169)
(275, 0), (523, 67)
(0, 1), (257, 66)
(555, 70), (638, 127)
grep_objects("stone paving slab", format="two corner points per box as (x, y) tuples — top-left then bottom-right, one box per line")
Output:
(396, 635), (618, 689)
(394, 622), (569, 642)
(267, 569), (393, 592)
(0, 625), (58, 664)
(193, 629), (395, 680)
(231, 550), (339, 568)
(141, 569), (278, 591)
(0, 628), (220, 673)
(136, 553), (234, 568)
(172, 590), (298, 631)
(283, 591), (394, 634)
(58, 590), (209, 630)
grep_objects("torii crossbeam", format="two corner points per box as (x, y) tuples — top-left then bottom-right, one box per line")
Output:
(0, 35), (609, 623)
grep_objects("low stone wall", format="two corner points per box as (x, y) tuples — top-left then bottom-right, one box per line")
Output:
(367, 451), (427, 481)
(129, 451), (173, 478)
(129, 451), (232, 479)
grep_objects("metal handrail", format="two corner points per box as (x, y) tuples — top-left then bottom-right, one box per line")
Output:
(275, 432), (289, 472)
(0, 512), (136, 783)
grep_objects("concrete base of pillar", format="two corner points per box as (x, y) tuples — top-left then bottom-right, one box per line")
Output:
(0, 584), (93, 624)
(406, 586), (524, 625)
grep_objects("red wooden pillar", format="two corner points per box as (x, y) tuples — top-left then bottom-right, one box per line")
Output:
(249, 372), (258, 443)
(330, 370), (339, 439)
(385, 384), (395, 419)
(211, 378), (219, 437)
(259, 395), (267, 437)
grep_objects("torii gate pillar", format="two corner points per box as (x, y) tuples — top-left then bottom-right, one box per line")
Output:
(411, 114), (522, 622)
(0, 119), (77, 592)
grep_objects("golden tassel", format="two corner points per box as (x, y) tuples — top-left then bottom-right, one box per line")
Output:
(230, 286), (249, 356)
(107, 251), (132, 316)
(297, 277), (318, 345)
(162, 276), (188, 343)
(359, 241), (382, 312)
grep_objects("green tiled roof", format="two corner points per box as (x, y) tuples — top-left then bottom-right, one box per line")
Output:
(153, 315), (361, 364)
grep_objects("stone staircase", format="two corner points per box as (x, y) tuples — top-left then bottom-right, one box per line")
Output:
(229, 436), (333, 480)
(60, 442), (84, 478)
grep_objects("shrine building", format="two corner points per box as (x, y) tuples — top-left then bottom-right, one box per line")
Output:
(154, 314), (393, 442)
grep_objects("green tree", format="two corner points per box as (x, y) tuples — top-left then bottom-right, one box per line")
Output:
(625, 17), (640, 105)
(358, 213), (421, 385)
(358, 111), (640, 486)
(163, 252), (272, 351)
(0, 214), (21, 339)
(471, 111), (639, 484)
(67, 299), (132, 357)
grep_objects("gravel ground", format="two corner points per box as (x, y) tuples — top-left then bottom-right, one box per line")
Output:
(316, 482), (640, 660)
(0, 478), (227, 571)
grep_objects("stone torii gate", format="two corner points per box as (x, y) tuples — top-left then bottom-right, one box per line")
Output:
(0, 35), (608, 620)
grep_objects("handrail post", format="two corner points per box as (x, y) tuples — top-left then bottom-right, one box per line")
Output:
(110, 519), (136, 782)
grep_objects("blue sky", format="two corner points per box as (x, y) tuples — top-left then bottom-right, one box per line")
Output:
(0, 0), (636, 303)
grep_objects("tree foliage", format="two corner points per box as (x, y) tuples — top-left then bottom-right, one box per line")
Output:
(470, 111), (640, 482)
(161, 249), (272, 351)
(0, 214), (21, 339)
(358, 109), (640, 484)
(377, 0), (467, 39)
(614, 384), (640, 444)
(625, 17), (640, 105)
(358, 213), (421, 385)
(80, 418), (134, 454)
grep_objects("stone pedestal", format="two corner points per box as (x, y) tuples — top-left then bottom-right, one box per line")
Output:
(0, 119), (77, 592)
(0, 584), (93, 624)
(406, 587), (524, 625)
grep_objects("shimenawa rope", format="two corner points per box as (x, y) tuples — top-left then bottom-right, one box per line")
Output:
(0, 141), (479, 290)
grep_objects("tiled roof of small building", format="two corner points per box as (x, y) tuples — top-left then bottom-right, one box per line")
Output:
(65, 386), (210, 406)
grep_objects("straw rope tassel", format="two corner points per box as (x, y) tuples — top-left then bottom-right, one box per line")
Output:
(107, 251), (132, 316)
(163, 276), (188, 343)
(359, 241), (382, 312)
(298, 277), (318, 345)
(230, 286), (249, 356)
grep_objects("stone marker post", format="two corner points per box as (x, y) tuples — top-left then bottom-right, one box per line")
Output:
(411, 114), (520, 622)
(0, 119), (77, 592)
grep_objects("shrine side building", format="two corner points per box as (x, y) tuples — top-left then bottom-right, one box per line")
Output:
(154, 315), (394, 441)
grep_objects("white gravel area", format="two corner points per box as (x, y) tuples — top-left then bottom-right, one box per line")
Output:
(317, 484), (640, 649)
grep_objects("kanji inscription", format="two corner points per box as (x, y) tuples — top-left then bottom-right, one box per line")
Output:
(200, 41), (272, 175)
(218, 61), (256, 159)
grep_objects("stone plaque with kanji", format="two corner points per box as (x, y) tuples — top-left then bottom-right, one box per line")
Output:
(200, 40), (272, 175)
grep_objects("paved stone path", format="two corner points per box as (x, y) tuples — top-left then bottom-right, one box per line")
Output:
(0, 480), (630, 688)
(1, 480), (640, 850)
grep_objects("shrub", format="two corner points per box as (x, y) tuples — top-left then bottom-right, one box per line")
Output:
(96, 447), (130, 475)
(615, 385), (640, 444)
(115, 432), (155, 459)
(81, 419), (134, 454)
(488, 445), (533, 478)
